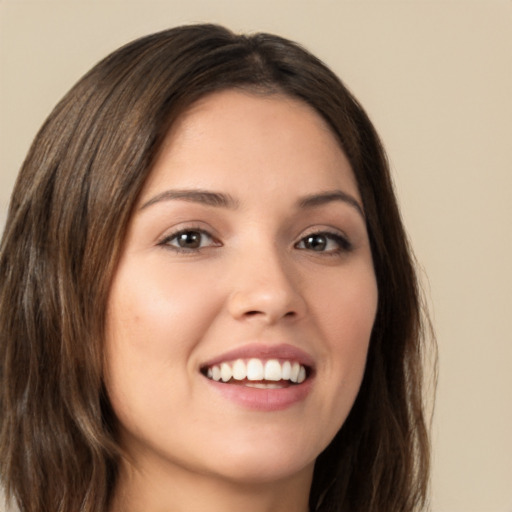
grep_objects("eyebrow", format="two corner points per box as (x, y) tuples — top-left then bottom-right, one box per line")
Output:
(297, 190), (365, 219)
(140, 188), (364, 218)
(140, 189), (239, 210)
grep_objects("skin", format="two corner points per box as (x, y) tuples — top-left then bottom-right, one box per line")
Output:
(105, 90), (378, 512)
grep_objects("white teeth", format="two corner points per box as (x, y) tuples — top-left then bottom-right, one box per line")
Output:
(247, 358), (264, 381)
(290, 362), (300, 383)
(212, 365), (221, 381)
(232, 359), (246, 380)
(297, 365), (306, 384)
(220, 362), (232, 382)
(205, 358), (308, 385)
(246, 382), (283, 389)
(264, 359), (282, 381)
(281, 360), (291, 380)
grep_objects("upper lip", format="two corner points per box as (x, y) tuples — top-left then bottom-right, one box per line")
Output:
(200, 343), (315, 370)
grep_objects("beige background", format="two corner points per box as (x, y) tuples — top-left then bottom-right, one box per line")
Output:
(1, 1), (511, 511)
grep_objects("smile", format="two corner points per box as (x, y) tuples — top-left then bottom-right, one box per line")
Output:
(199, 343), (315, 410)
(202, 358), (308, 386)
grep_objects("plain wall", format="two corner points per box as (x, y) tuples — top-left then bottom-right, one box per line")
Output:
(1, 1), (511, 511)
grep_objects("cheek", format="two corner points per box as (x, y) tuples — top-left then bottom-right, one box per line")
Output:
(312, 261), (378, 348)
(103, 259), (221, 415)
(107, 258), (219, 353)
(309, 264), (377, 418)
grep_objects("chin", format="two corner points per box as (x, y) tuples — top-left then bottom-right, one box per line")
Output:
(208, 454), (316, 486)
(195, 433), (319, 485)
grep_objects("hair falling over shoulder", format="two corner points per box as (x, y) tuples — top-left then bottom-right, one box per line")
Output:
(0, 23), (436, 512)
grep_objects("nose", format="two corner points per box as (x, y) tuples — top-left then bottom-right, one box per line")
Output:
(227, 247), (307, 324)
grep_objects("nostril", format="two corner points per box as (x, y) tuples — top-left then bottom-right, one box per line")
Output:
(228, 287), (305, 323)
(243, 310), (296, 318)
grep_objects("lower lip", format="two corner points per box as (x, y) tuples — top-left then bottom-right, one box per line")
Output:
(204, 377), (313, 411)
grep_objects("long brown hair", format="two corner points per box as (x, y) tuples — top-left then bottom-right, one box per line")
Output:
(0, 24), (434, 512)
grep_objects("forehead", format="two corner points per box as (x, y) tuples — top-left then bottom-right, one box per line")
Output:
(143, 89), (359, 202)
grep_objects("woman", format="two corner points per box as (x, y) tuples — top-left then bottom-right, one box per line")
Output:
(0, 24), (433, 512)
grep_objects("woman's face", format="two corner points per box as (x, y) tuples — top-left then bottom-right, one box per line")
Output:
(105, 90), (378, 487)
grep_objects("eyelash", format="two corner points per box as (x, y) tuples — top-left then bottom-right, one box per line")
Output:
(158, 227), (220, 253)
(158, 228), (352, 255)
(294, 230), (353, 255)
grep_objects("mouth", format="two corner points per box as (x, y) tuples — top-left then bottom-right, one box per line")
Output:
(200, 358), (311, 388)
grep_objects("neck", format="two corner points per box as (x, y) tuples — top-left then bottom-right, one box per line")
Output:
(110, 456), (313, 512)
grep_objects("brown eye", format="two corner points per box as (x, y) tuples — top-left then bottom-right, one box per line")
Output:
(176, 231), (203, 249)
(303, 234), (327, 251)
(296, 232), (352, 253)
(161, 229), (218, 252)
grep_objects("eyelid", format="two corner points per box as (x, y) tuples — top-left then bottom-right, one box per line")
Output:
(157, 224), (221, 253)
(295, 227), (353, 253)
